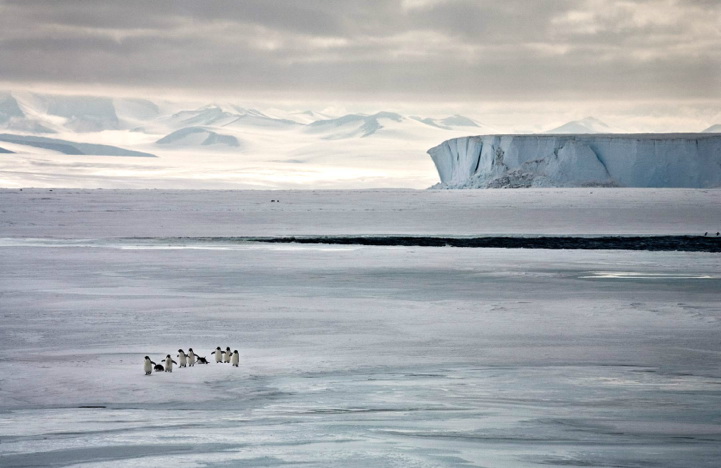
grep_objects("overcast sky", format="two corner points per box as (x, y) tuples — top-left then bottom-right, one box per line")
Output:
(1, 0), (719, 124)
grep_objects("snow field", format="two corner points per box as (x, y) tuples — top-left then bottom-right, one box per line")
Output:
(1, 240), (720, 466)
(1, 188), (720, 238)
(0, 189), (720, 466)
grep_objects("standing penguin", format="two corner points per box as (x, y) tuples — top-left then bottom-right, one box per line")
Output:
(231, 350), (240, 367)
(144, 356), (155, 375)
(165, 354), (178, 372)
(211, 346), (223, 363)
(188, 348), (196, 367)
(177, 349), (187, 368)
(224, 347), (232, 363)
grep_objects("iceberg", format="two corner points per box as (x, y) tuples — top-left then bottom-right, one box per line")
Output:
(428, 134), (721, 188)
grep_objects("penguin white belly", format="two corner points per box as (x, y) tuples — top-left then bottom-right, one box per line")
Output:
(144, 360), (152, 374)
(215, 352), (223, 363)
(165, 358), (174, 372)
(188, 353), (195, 366)
(231, 353), (239, 366)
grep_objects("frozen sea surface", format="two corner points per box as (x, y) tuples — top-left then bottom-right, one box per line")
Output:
(1, 189), (720, 467)
(2, 187), (720, 237)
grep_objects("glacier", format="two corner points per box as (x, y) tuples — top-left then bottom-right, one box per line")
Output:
(428, 134), (721, 188)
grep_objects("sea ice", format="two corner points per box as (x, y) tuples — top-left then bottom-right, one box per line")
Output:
(0, 190), (719, 467)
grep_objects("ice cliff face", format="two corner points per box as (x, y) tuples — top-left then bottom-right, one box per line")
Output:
(428, 134), (721, 188)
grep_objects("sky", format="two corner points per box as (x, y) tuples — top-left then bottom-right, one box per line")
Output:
(0, 0), (719, 130)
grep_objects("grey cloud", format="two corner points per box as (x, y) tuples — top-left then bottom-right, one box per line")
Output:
(2, 0), (381, 35)
(0, 0), (718, 102)
(407, 0), (575, 42)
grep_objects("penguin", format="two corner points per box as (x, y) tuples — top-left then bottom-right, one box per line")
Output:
(165, 354), (178, 372)
(188, 348), (196, 367)
(197, 356), (209, 364)
(154, 363), (165, 372)
(231, 350), (239, 367)
(177, 349), (187, 368)
(211, 346), (223, 363)
(224, 347), (232, 363)
(144, 356), (155, 375)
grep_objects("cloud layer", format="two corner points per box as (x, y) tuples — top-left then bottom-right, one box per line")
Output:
(1, 0), (718, 102)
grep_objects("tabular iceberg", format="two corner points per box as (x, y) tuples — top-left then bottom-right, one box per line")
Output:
(428, 134), (721, 188)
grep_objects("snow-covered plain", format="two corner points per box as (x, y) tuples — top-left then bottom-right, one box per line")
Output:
(1, 189), (720, 467)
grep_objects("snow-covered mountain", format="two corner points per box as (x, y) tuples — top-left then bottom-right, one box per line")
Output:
(703, 124), (721, 133)
(43, 95), (120, 132)
(0, 90), (497, 188)
(0, 91), (485, 143)
(0, 92), (165, 134)
(411, 114), (484, 130)
(0, 93), (57, 133)
(0, 93), (25, 124)
(165, 105), (298, 130)
(305, 111), (489, 140)
(167, 106), (239, 128)
(286, 110), (334, 125)
(545, 117), (620, 134)
(428, 134), (721, 188)
(306, 112), (405, 139)
(156, 127), (241, 148)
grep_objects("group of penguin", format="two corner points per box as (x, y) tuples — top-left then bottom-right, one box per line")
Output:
(143, 346), (239, 375)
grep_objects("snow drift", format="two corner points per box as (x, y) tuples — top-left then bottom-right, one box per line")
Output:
(428, 134), (721, 188)
(0, 134), (156, 157)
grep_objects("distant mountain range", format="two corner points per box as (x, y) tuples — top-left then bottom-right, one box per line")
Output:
(545, 117), (621, 134)
(0, 92), (495, 153)
(156, 127), (241, 148)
